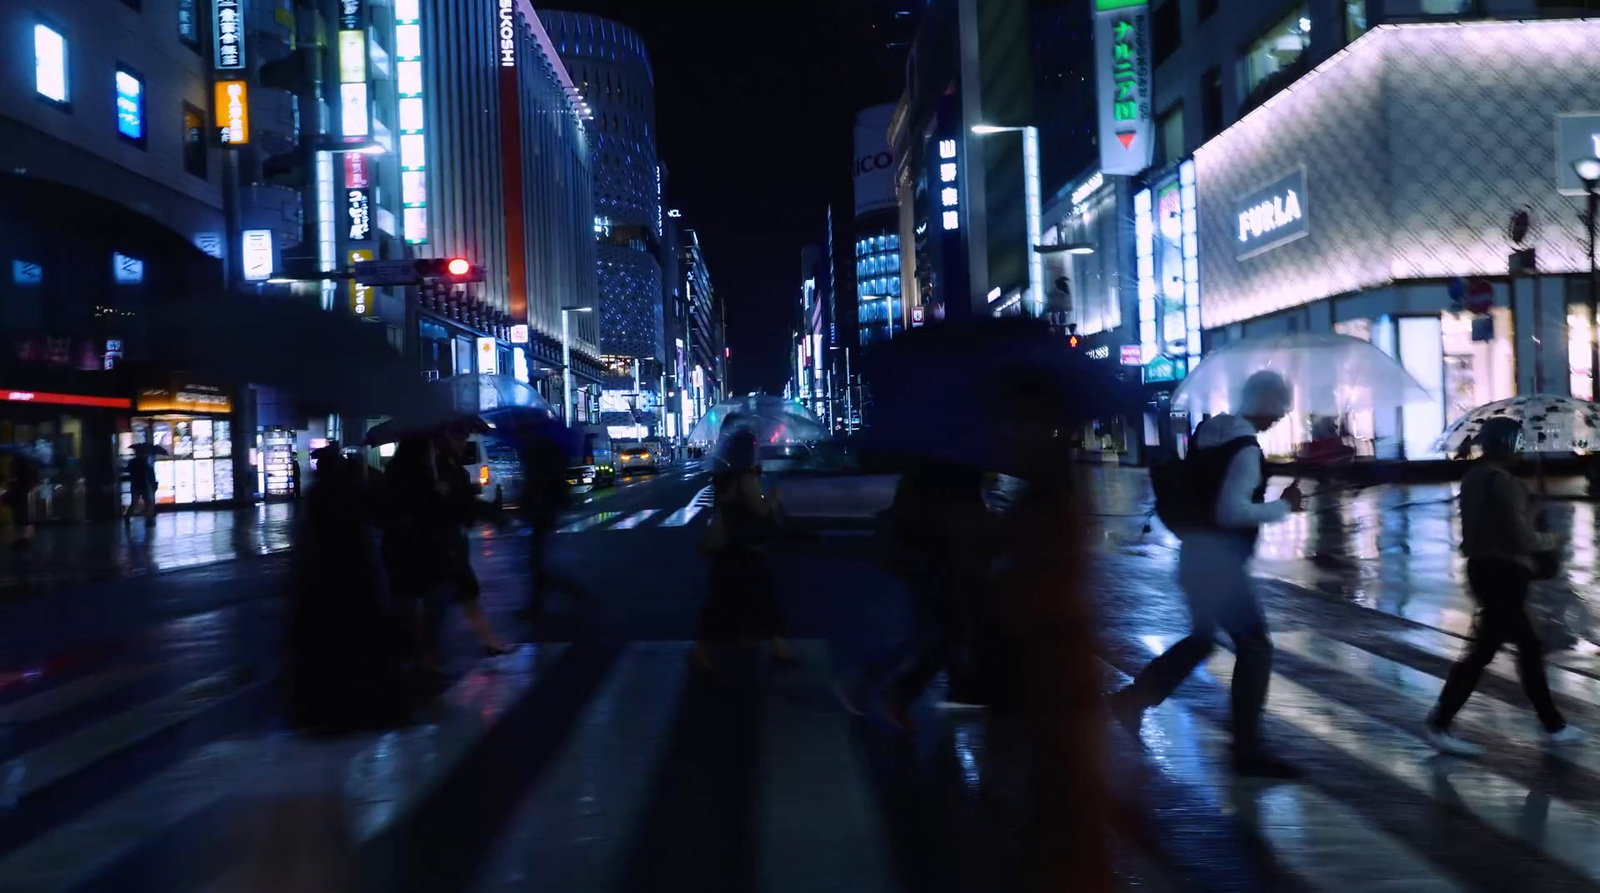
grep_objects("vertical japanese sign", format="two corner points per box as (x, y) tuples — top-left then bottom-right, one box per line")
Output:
(1093, 0), (1153, 176)
(212, 0), (245, 71)
(348, 249), (374, 316)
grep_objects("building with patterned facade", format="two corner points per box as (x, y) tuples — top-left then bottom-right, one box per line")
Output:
(540, 11), (665, 371)
(1143, 3), (1600, 460)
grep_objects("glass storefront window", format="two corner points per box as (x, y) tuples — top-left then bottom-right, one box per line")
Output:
(1242, 5), (1310, 96)
(1441, 308), (1514, 424)
(1570, 306), (1593, 401)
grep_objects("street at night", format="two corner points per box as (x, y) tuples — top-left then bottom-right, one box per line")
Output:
(1, 468), (1600, 890)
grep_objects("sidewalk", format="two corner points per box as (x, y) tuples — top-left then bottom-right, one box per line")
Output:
(0, 503), (296, 592)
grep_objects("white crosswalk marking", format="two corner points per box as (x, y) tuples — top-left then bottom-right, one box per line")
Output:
(609, 509), (660, 530)
(1105, 658), (1471, 893)
(1201, 640), (1600, 886)
(0, 665), (161, 725)
(659, 487), (714, 528)
(468, 643), (690, 892)
(5, 668), (265, 804)
(556, 511), (622, 534)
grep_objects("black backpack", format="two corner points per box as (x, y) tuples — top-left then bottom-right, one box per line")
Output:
(1149, 436), (1258, 539)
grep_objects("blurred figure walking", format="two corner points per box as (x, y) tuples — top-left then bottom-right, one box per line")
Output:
(690, 428), (792, 670)
(1112, 370), (1305, 777)
(838, 459), (995, 730)
(1424, 416), (1580, 756)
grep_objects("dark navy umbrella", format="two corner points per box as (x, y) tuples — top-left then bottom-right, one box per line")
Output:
(859, 316), (1141, 477)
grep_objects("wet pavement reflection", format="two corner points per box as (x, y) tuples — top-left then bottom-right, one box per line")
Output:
(0, 504), (296, 591)
(1084, 466), (1600, 653)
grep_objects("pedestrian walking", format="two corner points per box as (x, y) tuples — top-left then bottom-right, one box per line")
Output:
(1111, 369), (1305, 777)
(689, 428), (793, 671)
(124, 448), (157, 527)
(514, 432), (591, 627)
(837, 459), (995, 730)
(1424, 415), (1581, 756)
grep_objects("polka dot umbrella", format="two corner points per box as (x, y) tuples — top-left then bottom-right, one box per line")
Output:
(1433, 394), (1600, 457)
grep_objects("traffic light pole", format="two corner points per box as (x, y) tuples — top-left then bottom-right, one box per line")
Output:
(561, 309), (573, 427)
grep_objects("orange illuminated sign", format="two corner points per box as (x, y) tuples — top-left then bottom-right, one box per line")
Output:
(215, 80), (249, 145)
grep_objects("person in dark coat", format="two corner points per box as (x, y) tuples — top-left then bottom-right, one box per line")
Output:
(286, 449), (426, 731)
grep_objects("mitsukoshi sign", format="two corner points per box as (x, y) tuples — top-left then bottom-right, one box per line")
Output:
(1093, 0), (1153, 176)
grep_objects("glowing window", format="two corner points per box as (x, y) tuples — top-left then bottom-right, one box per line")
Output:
(34, 24), (68, 104)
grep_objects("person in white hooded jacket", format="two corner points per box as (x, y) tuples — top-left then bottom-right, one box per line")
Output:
(1112, 369), (1305, 778)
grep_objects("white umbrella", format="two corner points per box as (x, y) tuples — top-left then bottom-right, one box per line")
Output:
(1173, 332), (1429, 417)
(1434, 394), (1600, 456)
(686, 395), (826, 446)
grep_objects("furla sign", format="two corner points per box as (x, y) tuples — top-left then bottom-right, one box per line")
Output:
(1235, 168), (1308, 260)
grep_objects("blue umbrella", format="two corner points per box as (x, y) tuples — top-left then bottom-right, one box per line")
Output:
(859, 316), (1141, 477)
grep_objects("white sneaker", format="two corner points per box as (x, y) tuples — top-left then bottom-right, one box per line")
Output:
(1424, 727), (1484, 758)
(1545, 726), (1584, 748)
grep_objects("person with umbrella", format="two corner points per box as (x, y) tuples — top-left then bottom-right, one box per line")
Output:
(1423, 416), (1581, 756)
(123, 444), (160, 527)
(1111, 370), (1305, 778)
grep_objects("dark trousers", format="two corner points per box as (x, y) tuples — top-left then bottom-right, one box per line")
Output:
(1430, 557), (1565, 733)
(1124, 542), (1273, 753)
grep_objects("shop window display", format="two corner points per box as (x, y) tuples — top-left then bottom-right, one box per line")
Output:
(119, 418), (233, 507)
(1570, 306), (1592, 401)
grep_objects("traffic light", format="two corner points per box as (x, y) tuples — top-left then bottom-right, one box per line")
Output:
(1067, 334), (1080, 349)
(415, 257), (485, 283)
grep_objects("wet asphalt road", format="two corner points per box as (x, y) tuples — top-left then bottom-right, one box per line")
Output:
(5, 466), (1600, 890)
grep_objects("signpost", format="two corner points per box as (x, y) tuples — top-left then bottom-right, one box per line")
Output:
(1093, 0), (1153, 176)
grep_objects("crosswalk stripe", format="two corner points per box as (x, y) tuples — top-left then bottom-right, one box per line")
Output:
(1384, 624), (1600, 711)
(468, 642), (690, 892)
(3, 668), (265, 806)
(0, 665), (161, 726)
(350, 644), (559, 844)
(0, 646), (558, 893)
(1103, 658), (1471, 892)
(1202, 639), (1600, 885)
(758, 639), (895, 892)
(659, 504), (707, 528)
(556, 511), (622, 535)
(0, 739), (260, 893)
(609, 509), (660, 530)
(1270, 630), (1600, 775)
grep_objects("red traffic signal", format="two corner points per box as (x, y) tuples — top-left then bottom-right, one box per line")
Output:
(415, 257), (485, 283)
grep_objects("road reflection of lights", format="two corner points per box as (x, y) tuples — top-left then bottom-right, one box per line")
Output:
(952, 723), (983, 793)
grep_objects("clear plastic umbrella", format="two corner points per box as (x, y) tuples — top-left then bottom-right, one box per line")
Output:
(686, 395), (827, 446)
(1434, 395), (1600, 456)
(1173, 332), (1429, 417)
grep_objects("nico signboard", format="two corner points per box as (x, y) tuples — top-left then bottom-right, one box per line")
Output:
(1093, 0), (1153, 176)
(852, 104), (897, 218)
(1235, 168), (1308, 260)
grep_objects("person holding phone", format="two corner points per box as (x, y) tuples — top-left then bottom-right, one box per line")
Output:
(1112, 370), (1306, 778)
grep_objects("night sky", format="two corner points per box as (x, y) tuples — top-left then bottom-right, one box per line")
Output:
(553, 1), (908, 394)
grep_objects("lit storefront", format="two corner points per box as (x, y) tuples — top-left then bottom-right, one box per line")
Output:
(124, 380), (237, 506)
(1194, 20), (1600, 459)
(1043, 168), (1146, 463)
(0, 383), (130, 522)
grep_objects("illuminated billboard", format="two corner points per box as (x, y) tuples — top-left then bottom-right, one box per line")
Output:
(214, 80), (248, 144)
(1196, 19), (1600, 329)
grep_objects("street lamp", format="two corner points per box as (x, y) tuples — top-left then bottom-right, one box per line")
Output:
(972, 124), (1044, 318)
(561, 305), (593, 425)
(1576, 157), (1600, 401)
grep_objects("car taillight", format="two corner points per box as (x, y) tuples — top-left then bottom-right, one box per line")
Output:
(479, 465), (490, 486)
